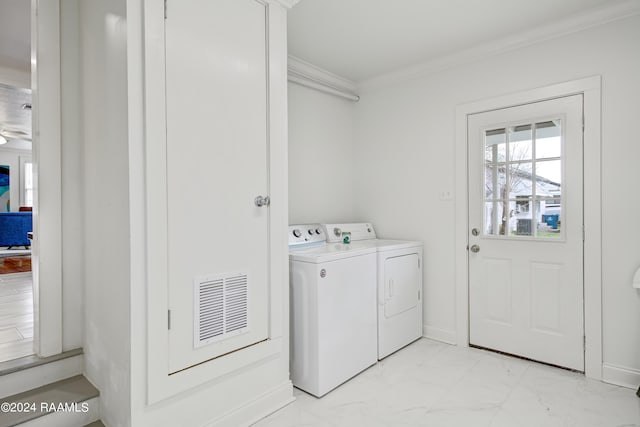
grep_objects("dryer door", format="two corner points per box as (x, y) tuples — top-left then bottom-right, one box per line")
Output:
(384, 254), (420, 318)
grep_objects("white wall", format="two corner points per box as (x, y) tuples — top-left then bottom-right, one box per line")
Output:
(353, 15), (640, 380)
(288, 82), (356, 224)
(78, 0), (131, 425)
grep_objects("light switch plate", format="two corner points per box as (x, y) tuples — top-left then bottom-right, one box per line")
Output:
(440, 190), (453, 201)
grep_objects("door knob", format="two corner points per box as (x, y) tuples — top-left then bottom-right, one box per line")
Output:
(254, 195), (270, 207)
(471, 228), (479, 236)
(470, 244), (480, 253)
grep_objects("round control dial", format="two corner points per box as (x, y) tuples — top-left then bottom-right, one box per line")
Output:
(292, 229), (302, 238)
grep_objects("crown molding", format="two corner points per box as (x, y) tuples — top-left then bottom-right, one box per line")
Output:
(359, 0), (640, 91)
(288, 55), (359, 100)
(272, 0), (301, 9)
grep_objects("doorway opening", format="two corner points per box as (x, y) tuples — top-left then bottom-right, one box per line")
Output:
(0, 0), (34, 363)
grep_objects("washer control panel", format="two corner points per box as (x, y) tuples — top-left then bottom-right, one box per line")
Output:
(288, 224), (326, 247)
(322, 223), (376, 243)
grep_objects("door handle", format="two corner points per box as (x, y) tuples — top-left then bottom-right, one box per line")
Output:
(470, 244), (480, 253)
(254, 195), (270, 207)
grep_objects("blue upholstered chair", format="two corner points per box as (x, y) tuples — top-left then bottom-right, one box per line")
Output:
(0, 212), (33, 248)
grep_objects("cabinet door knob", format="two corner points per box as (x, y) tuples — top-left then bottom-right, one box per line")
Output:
(470, 244), (480, 253)
(254, 195), (270, 207)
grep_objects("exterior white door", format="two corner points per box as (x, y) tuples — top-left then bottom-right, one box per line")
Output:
(468, 95), (584, 371)
(165, 0), (270, 373)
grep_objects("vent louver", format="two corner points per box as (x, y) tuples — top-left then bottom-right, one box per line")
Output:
(194, 272), (249, 348)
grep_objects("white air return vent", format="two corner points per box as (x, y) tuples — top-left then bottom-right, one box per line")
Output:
(194, 272), (249, 348)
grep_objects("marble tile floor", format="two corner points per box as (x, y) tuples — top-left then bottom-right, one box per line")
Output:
(0, 273), (33, 363)
(254, 339), (640, 427)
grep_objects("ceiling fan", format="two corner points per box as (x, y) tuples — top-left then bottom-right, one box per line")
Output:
(0, 128), (32, 144)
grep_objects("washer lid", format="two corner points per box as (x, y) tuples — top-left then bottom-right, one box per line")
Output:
(289, 242), (376, 263)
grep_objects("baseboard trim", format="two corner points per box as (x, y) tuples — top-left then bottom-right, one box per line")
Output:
(423, 325), (457, 345)
(602, 363), (640, 389)
(205, 380), (294, 427)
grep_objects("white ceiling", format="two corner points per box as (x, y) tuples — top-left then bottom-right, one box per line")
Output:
(288, 0), (628, 82)
(0, 0), (30, 73)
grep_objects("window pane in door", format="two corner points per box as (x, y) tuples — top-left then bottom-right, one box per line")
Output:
(484, 129), (506, 199)
(536, 160), (561, 186)
(484, 164), (506, 199)
(482, 118), (564, 240)
(535, 121), (562, 159)
(484, 201), (509, 236)
(506, 161), (533, 199)
(509, 124), (533, 161)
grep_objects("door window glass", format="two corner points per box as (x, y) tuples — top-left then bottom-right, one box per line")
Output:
(483, 120), (562, 239)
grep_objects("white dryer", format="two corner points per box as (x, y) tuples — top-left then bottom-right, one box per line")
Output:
(288, 224), (377, 397)
(323, 223), (423, 360)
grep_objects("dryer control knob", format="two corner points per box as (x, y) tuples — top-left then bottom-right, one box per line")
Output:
(308, 229), (314, 235)
(293, 229), (302, 238)
(315, 228), (322, 235)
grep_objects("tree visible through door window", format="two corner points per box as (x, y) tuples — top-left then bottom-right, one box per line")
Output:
(484, 120), (563, 239)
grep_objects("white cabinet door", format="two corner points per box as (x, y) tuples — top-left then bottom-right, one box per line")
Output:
(468, 95), (584, 371)
(165, 0), (270, 373)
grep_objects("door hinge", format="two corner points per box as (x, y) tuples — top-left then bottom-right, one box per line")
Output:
(418, 290), (421, 300)
(418, 258), (421, 269)
(582, 225), (585, 242)
(582, 114), (585, 132)
(583, 335), (586, 349)
(168, 310), (171, 330)
(164, 0), (168, 19)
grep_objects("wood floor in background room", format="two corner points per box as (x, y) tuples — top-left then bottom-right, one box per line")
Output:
(0, 273), (33, 362)
(254, 338), (640, 427)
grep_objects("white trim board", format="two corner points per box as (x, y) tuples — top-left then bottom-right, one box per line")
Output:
(423, 325), (457, 346)
(273, 0), (300, 9)
(359, 1), (640, 91)
(205, 381), (295, 427)
(602, 363), (640, 390)
(31, 0), (64, 358)
(288, 55), (359, 101)
(454, 76), (603, 380)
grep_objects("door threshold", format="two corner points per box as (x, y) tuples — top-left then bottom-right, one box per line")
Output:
(469, 344), (584, 374)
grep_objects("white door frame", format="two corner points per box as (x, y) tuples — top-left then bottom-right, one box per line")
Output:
(454, 76), (602, 380)
(30, 0), (63, 357)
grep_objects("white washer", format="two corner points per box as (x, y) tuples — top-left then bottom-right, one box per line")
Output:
(323, 223), (423, 360)
(288, 224), (377, 397)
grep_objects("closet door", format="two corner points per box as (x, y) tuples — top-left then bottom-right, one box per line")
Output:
(164, 0), (270, 373)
